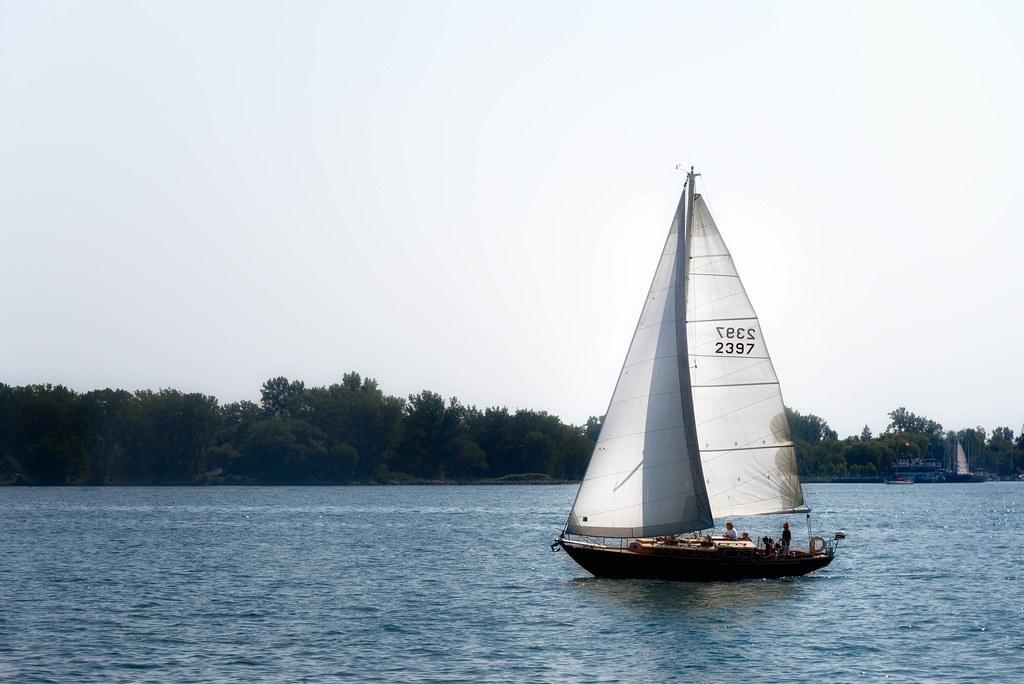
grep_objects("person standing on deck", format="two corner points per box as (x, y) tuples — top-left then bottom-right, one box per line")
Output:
(780, 522), (792, 556)
(724, 522), (738, 540)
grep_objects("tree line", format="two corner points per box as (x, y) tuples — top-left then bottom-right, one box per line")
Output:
(787, 406), (1024, 479)
(3, 375), (1023, 485)
(0, 374), (598, 485)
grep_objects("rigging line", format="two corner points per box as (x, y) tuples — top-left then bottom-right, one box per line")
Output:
(705, 487), (779, 505)
(693, 267), (735, 281)
(690, 365), (775, 387)
(707, 460), (798, 484)
(689, 255), (734, 270)
(584, 477), (708, 506)
(690, 351), (770, 358)
(691, 360), (771, 369)
(689, 272), (740, 279)
(706, 473), (799, 500)
(693, 380), (779, 389)
(694, 392), (783, 430)
(701, 433), (796, 454)
(701, 444), (794, 454)
(596, 421), (693, 441)
(605, 386), (685, 408)
(696, 174), (715, 220)
(612, 460), (643, 492)
(687, 316), (758, 323)
(688, 292), (756, 312)
(690, 357), (771, 372)
(636, 315), (684, 332)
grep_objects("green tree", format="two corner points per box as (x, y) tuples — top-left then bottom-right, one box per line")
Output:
(0, 383), (18, 480)
(7, 385), (88, 484)
(786, 407), (837, 443)
(222, 400), (262, 425)
(260, 377), (306, 418)
(886, 407), (943, 437)
(392, 392), (487, 479)
(466, 407), (516, 477)
(236, 418), (327, 483)
(80, 388), (136, 484)
(128, 389), (221, 483)
(306, 373), (404, 480)
(987, 429), (1015, 477)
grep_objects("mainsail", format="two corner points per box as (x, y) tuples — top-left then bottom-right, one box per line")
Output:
(566, 174), (803, 539)
(566, 186), (710, 538)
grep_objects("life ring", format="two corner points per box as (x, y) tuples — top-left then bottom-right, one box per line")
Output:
(810, 536), (826, 554)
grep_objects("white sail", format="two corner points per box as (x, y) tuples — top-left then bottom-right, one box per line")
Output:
(955, 441), (970, 475)
(566, 189), (713, 538)
(686, 195), (803, 517)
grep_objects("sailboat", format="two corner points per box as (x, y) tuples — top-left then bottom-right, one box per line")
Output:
(944, 439), (986, 483)
(553, 168), (844, 581)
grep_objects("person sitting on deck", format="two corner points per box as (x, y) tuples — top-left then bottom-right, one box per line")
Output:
(762, 536), (775, 557)
(724, 522), (738, 540)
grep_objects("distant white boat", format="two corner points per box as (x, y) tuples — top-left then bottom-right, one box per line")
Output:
(944, 440), (987, 483)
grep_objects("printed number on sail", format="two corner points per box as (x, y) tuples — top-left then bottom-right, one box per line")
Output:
(715, 342), (754, 354)
(716, 327), (756, 339)
(715, 327), (756, 355)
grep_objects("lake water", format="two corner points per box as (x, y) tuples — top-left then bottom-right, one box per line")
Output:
(2, 483), (1023, 682)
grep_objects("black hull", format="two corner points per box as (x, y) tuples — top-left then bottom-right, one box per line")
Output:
(559, 540), (834, 581)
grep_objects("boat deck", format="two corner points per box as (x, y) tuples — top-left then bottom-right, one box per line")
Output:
(626, 535), (814, 559)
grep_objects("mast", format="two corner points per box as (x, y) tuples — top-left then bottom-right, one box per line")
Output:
(685, 167), (698, 238)
(676, 166), (706, 528)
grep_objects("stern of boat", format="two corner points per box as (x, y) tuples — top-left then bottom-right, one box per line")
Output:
(824, 530), (846, 557)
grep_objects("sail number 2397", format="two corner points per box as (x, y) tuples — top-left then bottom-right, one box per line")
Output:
(714, 327), (756, 355)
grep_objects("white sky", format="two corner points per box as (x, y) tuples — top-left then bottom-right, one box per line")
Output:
(2, 1), (1022, 439)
